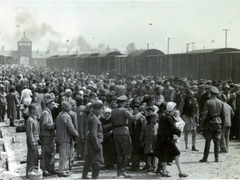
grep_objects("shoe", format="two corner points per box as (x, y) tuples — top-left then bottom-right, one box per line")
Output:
(167, 162), (172, 166)
(192, 146), (199, 151)
(199, 159), (207, 163)
(219, 150), (227, 153)
(215, 158), (219, 162)
(179, 173), (188, 178)
(58, 172), (69, 177)
(160, 172), (171, 177)
(121, 171), (131, 178)
(43, 171), (52, 176)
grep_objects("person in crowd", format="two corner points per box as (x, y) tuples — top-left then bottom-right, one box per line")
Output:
(6, 85), (20, 126)
(162, 80), (174, 102)
(114, 79), (127, 96)
(111, 95), (142, 178)
(61, 89), (73, 103)
(77, 102), (92, 160)
(219, 94), (234, 153)
(200, 86), (225, 163)
(26, 103), (39, 178)
(140, 107), (158, 173)
(20, 86), (33, 105)
(82, 101), (104, 179)
(178, 90), (199, 151)
(172, 110), (185, 143)
(56, 101), (79, 177)
(129, 104), (145, 172)
(100, 107), (116, 170)
(228, 92), (238, 140)
(0, 84), (7, 122)
(156, 102), (187, 178)
(40, 94), (56, 176)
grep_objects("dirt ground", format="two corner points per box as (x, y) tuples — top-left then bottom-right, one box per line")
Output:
(1, 119), (240, 180)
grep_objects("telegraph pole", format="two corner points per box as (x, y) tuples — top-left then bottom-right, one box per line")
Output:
(147, 43), (149, 49)
(108, 45), (110, 52)
(167, 38), (170, 54)
(223, 29), (229, 48)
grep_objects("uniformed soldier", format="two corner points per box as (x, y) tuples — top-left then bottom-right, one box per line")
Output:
(111, 95), (142, 178)
(200, 86), (225, 163)
(82, 101), (104, 179)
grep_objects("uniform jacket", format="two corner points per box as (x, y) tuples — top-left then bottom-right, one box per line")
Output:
(40, 107), (55, 137)
(56, 111), (79, 144)
(111, 107), (138, 135)
(87, 112), (103, 150)
(201, 97), (225, 131)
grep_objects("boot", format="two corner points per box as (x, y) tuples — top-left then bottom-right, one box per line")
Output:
(120, 170), (131, 178)
(92, 164), (101, 179)
(192, 146), (199, 151)
(82, 166), (90, 179)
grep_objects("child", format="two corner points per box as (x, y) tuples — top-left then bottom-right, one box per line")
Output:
(173, 110), (185, 143)
(141, 109), (159, 173)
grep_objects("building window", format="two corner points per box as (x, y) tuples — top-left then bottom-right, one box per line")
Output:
(27, 43), (31, 46)
(19, 43), (22, 46)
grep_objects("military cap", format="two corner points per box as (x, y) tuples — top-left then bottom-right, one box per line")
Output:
(210, 86), (219, 94)
(117, 95), (128, 101)
(92, 100), (103, 109)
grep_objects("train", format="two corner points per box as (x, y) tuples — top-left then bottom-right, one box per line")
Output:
(46, 47), (240, 82)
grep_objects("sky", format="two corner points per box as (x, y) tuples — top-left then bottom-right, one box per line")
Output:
(0, 0), (239, 54)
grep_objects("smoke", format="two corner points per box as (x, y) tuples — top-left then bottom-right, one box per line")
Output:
(126, 43), (138, 53)
(70, 36), (91, 52)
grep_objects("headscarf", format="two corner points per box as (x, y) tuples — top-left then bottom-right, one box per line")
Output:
(102, 107), (112, 120)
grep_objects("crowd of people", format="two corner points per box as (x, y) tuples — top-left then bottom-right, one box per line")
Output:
(0, 64), (240, 179)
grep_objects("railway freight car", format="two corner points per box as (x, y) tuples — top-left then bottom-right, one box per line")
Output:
(145, 48), (240, 81)
(126, 49), (165, 76)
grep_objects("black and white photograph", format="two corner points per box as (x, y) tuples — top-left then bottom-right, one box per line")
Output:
(0, 0), (240, 179)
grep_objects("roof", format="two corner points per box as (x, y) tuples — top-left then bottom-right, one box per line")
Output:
(187, 48), (240, 54)
(128, 49), (164, 58)
(18, 35), (32, 42)
(80, 53), (99, 58)
(98, 51), (122, 58)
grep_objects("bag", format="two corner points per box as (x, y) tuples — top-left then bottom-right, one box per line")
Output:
(16, 121), (26, 132)
(208, 116), (222, 131)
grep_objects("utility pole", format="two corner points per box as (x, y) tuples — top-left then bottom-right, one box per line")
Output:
(107, 45), (110, 52)
(147, 43), (149, 49)
(167, 38), (170, 54)
(223, 29), (229, 48)
(186, 43), (189, 52)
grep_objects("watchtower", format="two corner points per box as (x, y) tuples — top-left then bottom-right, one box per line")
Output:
(17, 32), (32, 65)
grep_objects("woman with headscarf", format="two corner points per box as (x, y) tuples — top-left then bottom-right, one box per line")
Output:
(7, 85), (20, 126)
(154, 102), (187, 178)
(100, 107), (116, 169)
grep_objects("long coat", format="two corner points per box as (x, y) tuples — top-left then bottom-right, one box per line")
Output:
(154, 114), (181, 162)
(7, 92), (20, 119)
(86, 112), (104, 167)
(100, 117), (116, 166)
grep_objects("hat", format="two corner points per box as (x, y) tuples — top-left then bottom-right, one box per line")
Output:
(92, 100), (103, 109)
(210, 86), (219, 94)
(166, 102), (176, 112)
(103, 107), (112, 114)
(79, 90), (84, 95)
(65, 89), (71, 93)
(61, 101), (72, 111)
(205, 85), (211, 89)
(84, 102), (92, 112)
(43, 94), (55, 105)
(223, 84), (230, 89)
(199, 84), (205, 89)
(117, 95), (128, 101)
(131, 81), (137, 85)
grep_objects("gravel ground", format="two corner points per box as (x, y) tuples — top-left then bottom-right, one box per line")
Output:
(1, 119), (240, 180)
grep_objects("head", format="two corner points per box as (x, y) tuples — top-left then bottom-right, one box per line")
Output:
(145, 106), (155, 116)
(186, 90), (194, 99)
(102, 107), (112, 120)
(92, 101), (104, 116)
(132, 104), (140, 115)
(174, 110), (181, 117)
(44, 94), (56, 110)
(28, 103), (39, 116)
(166, 102), (177, 116)
(65, 89), (72, 97)
(61, 101), (72, 112)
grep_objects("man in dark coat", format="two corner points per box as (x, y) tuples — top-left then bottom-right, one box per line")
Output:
(111, 95), (142, 178)
(82, 101), (104, 179)
(200, 86), (225, 163)
(6, 85), (20, 126)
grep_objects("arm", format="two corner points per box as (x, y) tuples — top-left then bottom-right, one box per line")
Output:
(200, 101), (208, 128)
(26, 119), (37, 146)
(42, 111), (55, 130)
(64, 116), (79, 137)
(88, 118), (101, 150)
